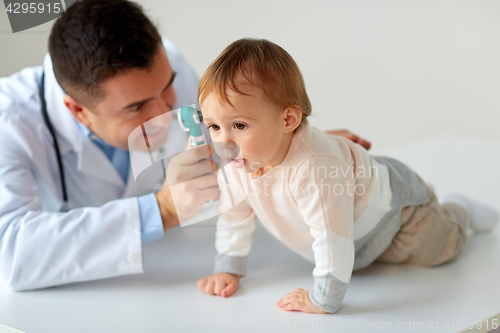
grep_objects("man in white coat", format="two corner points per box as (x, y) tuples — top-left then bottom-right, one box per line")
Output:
(0, 0), (371, 291)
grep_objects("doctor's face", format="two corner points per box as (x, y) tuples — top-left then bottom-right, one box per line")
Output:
(75, 46), (177, 151)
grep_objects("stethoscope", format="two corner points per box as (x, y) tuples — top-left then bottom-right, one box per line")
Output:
(39, 71), (69, 210)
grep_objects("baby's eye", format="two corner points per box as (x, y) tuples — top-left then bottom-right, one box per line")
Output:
(233, 122), (247, 130)
(208, 124), (220, 131)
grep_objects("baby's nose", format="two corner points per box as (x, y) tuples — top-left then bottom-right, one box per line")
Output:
(215, 142), (240, 160)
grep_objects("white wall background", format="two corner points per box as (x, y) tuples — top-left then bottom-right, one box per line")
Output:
(1, 0), (499, 152)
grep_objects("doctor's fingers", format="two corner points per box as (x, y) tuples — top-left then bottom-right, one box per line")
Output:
(183, 172), (219, 190)
(175, 185), (219, 207)
(196, 187), (220, 203)
(167, 158), (218, 186)
(169, 173), (217, 195)
(175, 143), (214, 166)
(171, 185), (218, 211)
(168, 177), (218, 213)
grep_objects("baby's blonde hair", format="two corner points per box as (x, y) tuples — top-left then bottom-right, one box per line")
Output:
(198, 38), (312, 124)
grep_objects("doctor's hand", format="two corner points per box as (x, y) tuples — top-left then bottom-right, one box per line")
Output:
(197, 273), (240, 298)
(325, 129), (371, 150)
(155, 142), (219, 231)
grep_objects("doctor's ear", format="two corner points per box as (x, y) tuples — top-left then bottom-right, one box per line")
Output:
(63, 95), (93, 127)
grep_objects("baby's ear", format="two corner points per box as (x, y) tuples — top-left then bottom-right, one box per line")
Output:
(282, 105), (302, 133)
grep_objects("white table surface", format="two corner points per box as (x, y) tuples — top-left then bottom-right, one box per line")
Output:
(1, 136), (499, 333)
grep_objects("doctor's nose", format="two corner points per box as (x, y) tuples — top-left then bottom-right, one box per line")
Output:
(152, 110), (172, 127)
(146, 99), (174, 125)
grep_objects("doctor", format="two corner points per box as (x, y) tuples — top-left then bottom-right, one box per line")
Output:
(0, 0), (371, 291)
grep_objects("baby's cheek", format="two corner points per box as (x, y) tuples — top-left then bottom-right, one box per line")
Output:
(242, 136), (266, 157)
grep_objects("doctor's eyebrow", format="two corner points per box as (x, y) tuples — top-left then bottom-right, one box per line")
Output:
(121, 71), (177, 110)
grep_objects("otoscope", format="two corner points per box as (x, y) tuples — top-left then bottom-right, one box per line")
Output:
(177, 105), (235, 207)
(177, 105), (206, 147)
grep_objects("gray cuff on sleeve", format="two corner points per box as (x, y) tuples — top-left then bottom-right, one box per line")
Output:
(214, 254), (248, 277)
(309, 274), (349, 314)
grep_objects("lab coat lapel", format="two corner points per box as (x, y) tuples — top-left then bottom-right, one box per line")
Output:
(121, 159), (156, 199)
(123, 144), (169, 198)
(79, 139), (125, 187)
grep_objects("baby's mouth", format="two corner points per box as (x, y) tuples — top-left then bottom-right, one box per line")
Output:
(231, 151), (244, 161)
(230, 156), (247, 168)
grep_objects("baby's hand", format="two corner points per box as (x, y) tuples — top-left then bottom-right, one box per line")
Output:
(276, 288), (328, 314)
(197, 273), (240, 298)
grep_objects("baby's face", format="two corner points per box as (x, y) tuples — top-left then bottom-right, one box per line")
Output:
(201, 86), (289, 177)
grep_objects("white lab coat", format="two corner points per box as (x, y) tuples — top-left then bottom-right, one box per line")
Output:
(0, 38), (207, 291)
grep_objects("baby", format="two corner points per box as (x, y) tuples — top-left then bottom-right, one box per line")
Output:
(196, 38), (499, 314)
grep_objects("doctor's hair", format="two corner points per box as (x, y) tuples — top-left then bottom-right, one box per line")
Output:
(198, 38), (312, 124)
(48, 0), (162, 109)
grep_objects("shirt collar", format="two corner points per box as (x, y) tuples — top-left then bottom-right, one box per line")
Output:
(74, 119), (106, 145)
(72, 116), (118, 161)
